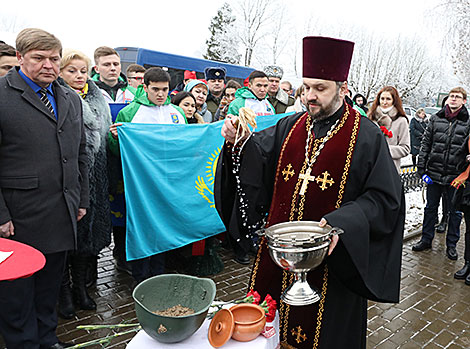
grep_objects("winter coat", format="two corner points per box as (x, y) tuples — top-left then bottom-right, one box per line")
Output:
(387, 116), (411, 172)
(197, 102), (212, 123)
(213, 96), (231, 121)
(108, 86), (187, 155)
(409, 116), (428, 156)
(171, 81), (185, 96)
(370, 107), (410, 172)
(187, 113), (205, 124)
(286, 97), (307, 113)
(418, 106), (470, 185)
(58, 78), (113, 255)
(91, 69), (136, 104)
(0, 68), (89, 254)
(227, 87), (275, 116)
(267, 88), (295, 114)
(206, 93), (222, 117)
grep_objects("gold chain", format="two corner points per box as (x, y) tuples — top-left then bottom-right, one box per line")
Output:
(335, 109), (360, 209)
(249, 237), (265, 290)
(280, 271), (291, 342)
(312, 266), (328, 349)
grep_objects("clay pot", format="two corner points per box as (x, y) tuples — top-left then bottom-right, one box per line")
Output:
(230, 303), (266, 342)
(208, 309), (234, 347)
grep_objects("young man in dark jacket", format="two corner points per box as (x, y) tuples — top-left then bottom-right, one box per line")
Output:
(413, 87), (470, 260)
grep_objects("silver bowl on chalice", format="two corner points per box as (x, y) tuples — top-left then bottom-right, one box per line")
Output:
(262, 221), (343, 306)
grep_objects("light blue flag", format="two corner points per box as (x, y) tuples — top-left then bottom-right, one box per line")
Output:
(118, 112), (295, 260)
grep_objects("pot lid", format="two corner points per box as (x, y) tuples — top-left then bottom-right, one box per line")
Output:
(208, 308), (234, 347)
(0, 238), (45, 281)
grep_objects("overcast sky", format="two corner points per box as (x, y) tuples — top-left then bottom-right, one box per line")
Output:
(1, 0), (441, 72)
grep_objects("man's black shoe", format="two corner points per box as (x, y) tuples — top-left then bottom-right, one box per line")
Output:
(454, 261), (470, 279)
(446, 246), (458, 260)
(234, 253), (250, 265)
(412, 240), (432, 252)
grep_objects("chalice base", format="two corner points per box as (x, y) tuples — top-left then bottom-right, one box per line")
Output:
(281, 277), (320, 306)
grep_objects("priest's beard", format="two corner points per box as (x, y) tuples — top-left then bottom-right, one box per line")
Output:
(307, 90), (342, 121)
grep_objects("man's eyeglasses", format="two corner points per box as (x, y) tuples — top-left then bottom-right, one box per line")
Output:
(129, 76), (144, 81)
(449, 94), (464, 99)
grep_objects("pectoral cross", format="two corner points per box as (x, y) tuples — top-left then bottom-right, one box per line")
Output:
(315, 171), (335, 191)
(282, 164), (295, 182)
(291, 325), (307, 344)
(299, 168), (316, 196)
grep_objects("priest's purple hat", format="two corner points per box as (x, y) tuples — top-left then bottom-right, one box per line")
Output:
(303, 36), (354, 82)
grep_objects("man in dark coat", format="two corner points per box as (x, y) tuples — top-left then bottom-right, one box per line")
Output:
(0, 28), (89, 349)
(215, 37), (404, 348)
(413, 87), (470, 260)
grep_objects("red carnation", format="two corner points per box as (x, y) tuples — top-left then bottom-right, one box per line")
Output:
(266, 306), (276, 322)
(264, 294), (274, 304)
(379, 126), (393, 138)
(245, 290), (261, 304)
(259, 294), (277, 322)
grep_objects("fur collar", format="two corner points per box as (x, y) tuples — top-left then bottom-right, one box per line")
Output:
(57, 77), (112, 159)
(275, 88), (290, 105)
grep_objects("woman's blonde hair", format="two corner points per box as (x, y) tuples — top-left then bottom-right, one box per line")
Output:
(60, 49), (91, 72)
(294, 85), (304, 99)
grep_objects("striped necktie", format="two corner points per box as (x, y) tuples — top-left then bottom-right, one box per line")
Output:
(39, 88), (55, 116)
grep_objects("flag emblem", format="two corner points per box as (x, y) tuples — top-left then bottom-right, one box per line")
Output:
(171, 113), (179, 123)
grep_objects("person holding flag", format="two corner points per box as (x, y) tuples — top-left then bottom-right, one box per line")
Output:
(108, 67), (186, 284)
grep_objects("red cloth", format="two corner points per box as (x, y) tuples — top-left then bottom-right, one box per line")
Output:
(192, 240), (206, 256)
(0, 238), (46, 281)
(184, 70), (196, 80)
(303, 36), (354, 81)
(267, 105), (360, 226)
(444, 104), (461, 121)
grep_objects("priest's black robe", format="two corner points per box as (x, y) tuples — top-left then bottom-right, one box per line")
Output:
(214, 103), (405, 349)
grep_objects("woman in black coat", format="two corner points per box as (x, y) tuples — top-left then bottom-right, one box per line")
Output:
(409, 108), (428, 166)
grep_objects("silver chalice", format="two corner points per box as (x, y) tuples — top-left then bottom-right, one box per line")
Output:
(262, 221), (343, 306)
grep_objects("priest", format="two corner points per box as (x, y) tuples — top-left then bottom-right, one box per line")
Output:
(214, 36), (405, 349)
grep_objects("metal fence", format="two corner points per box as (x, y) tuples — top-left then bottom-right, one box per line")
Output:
(400, 165), (423, 193)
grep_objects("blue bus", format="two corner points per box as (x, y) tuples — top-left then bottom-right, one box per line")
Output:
(115, 47), (254, 90)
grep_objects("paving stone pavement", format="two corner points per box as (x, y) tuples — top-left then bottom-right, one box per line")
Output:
(1, 230), (469, 348)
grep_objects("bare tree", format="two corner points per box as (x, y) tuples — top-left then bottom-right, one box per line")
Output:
(266, 4), (290, 64)
(343, 29), (434, 104)
(433, 0), (470, 83)
(0, 14), (28, 34)
(235, 0), (274, 66)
